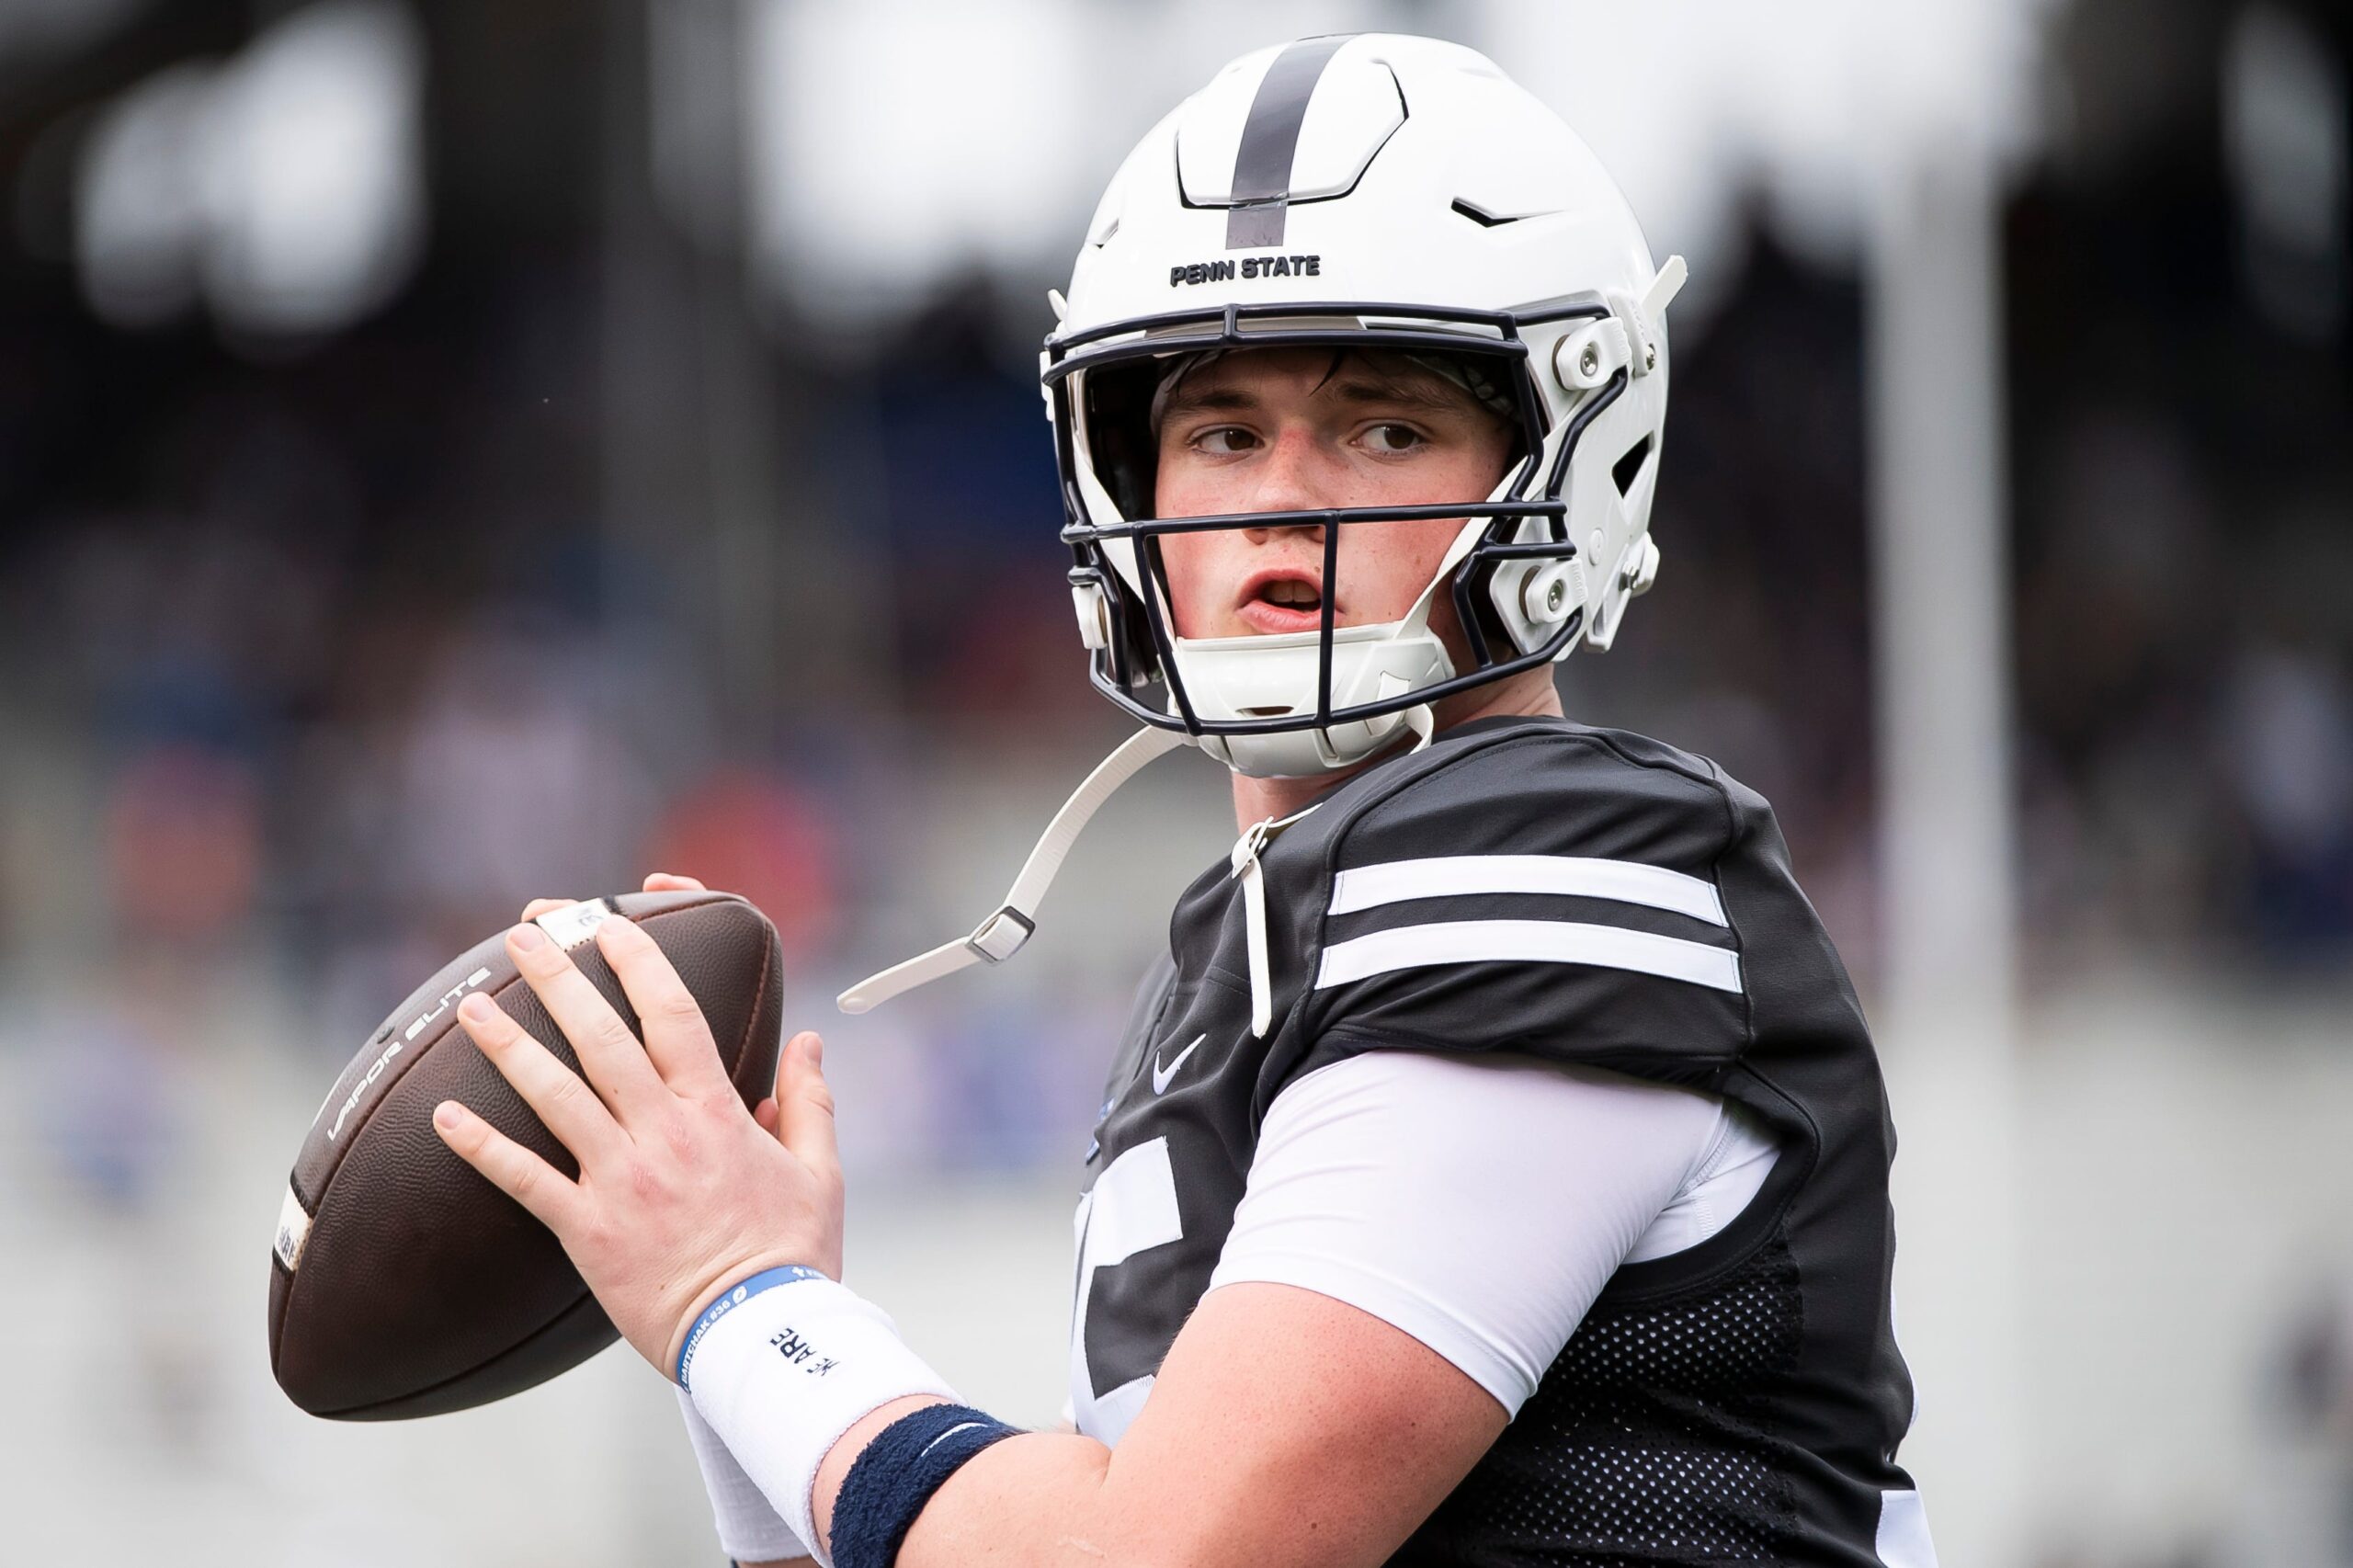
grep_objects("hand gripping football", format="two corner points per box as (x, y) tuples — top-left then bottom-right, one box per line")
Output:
(267, 891), (786, 1419)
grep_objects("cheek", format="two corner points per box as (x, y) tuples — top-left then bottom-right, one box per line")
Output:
(1339, 516), (1463, 620)
(1155, 531), (1224, 639)
(1154, 460), (1198, 519)
(1153, 464), (1205, 638)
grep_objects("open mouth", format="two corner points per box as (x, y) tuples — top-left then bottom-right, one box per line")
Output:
(1258, 578), (1323, 611)
(1235, 571), (1327, 635)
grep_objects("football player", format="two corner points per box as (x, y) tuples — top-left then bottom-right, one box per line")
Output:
(436, 33), (1938, 1568)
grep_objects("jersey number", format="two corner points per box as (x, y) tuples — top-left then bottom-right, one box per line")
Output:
(1069, 1136), (1183, 1444)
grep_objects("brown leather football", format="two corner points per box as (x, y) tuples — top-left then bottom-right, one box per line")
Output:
(268, 891), (786, 1420)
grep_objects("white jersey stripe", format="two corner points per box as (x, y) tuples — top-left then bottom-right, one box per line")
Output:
(1328, 855), (1727, 926)
(1315, 919), (1743, 993)
(1873, 1488), (1938, 1568)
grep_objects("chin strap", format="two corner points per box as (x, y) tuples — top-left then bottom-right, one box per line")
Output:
(838, 705), (1434, 1022)
(836, 726), (1189, 1015)
(1230, 705), (1434, 1037)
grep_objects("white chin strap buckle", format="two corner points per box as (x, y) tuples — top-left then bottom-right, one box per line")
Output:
(965, 906), (1035, 964)
(835, 726), (1188, 1015)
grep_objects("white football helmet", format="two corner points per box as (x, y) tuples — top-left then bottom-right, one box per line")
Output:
(1049, 32), (1685, 778)
(839, 33), (1688, 1017)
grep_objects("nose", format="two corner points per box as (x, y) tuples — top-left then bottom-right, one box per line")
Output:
(1240, 426), (1334, 544)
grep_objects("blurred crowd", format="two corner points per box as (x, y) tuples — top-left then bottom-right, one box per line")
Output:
(6, 215), (2347, 1126)
(0, 0), (2345, 1188)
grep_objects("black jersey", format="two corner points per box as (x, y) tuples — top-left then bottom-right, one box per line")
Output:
(1070, 713), (1926, 1566)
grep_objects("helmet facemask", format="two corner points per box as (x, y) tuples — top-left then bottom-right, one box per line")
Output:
(1050, 300), (1625, 777)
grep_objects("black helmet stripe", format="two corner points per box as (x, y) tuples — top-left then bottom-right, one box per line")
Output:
(1224, 34), (1356, 249)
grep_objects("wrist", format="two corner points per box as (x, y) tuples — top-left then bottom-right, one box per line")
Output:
(682, 1272), (957, 1564)
(676, 1384), (813, 1563)
(676, 1264), (831, 1386)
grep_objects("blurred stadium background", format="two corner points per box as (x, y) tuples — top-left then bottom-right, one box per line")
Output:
(0, 0), (2347, 1563)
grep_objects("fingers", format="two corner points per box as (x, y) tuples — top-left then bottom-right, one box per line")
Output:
(506, 923), (669, 1121)
(456, 993), (626, 1164)
(775, 1032), (839, 1176)
(432, 1096), (583, 1233)
(592, 915), (732, 1096)
(526, 872), (701, 925)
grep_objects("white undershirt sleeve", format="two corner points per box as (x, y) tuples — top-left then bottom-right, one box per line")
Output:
(1205, 1051), (1771, 1416)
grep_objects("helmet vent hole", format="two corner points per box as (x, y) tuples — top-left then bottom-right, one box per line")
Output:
(1449, 198), (1532, 229)
(1612, 435), (1654, 496)
(1239, 705), (1294, 717)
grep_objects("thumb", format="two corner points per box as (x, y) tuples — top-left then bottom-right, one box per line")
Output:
(775, 1031), (838, 1174)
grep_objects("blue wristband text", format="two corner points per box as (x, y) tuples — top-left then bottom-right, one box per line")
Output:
(676, 1265), (827, 1389)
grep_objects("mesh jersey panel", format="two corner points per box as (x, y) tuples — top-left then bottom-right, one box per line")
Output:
(1397, 1235), (1804, 1567)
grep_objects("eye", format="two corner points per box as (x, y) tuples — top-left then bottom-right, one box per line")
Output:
(1190, 426), (1261, 456)
(1360, 423), (1428, 454)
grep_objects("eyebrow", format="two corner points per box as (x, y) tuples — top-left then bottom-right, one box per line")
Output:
(1159, 385), (1259, 419)
(1159, 373), (1472, 423)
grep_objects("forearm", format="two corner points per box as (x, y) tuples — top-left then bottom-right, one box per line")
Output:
(688, 1275), (1490, 1568)
(682, 1286), (1135, 1568)
(811, 1399), (1120, 1568)
(798, 1295), (1485, 1568)
(807, 1369), (1447, 1568)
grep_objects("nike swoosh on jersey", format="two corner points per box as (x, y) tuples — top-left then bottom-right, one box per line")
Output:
(1152, 1034), (1208, 1095)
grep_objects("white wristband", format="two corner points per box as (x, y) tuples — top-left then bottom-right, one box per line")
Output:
(682, 1273), (956, 1566)
(676, 1385), (812, 1563)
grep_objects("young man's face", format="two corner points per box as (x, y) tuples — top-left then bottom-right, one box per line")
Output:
(1150, 347), (1517, 645)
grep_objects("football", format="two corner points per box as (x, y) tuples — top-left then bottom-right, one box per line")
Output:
(267, 891), (787, 1420)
